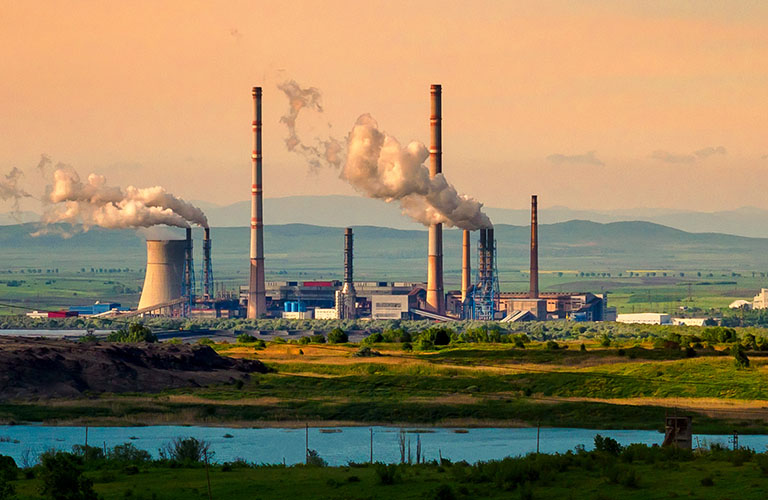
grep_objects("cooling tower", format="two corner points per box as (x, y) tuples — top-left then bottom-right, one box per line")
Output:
(203, 227), (212, 300)
(530, 195), (539, 298)
(426, 84), (445, 314)
(138, 240), (187, 310)
(247, 86), (267, 318)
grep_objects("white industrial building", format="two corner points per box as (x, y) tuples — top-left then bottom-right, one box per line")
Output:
(671, 317), (708, 326)
(616, 313), (671, 325)
(753, 289), (768, 309)
(314, 308), (339, 320)
(371, 295), (411, 320)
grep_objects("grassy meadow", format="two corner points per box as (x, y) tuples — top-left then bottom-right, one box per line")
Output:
(2, 339), (767, 434)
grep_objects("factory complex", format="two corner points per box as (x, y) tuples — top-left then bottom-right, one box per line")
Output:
(74, 84), (614, 324)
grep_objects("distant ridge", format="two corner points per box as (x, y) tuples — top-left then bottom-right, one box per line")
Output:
(6, 195), (768, 237)
(1, 220), (767, 276)
(189, 196), (768, 238)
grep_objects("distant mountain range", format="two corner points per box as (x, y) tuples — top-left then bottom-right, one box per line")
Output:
(2, 219), (767, 279)
(195, 196), (768, 238)
(6, 195), (768, 238)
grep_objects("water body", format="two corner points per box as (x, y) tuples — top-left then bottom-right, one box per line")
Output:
(0, 426), (764, 466)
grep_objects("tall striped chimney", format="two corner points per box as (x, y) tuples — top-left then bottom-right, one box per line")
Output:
(184, 227), (194, 306)
(529, 195), (539, 299)
(461, 230), (471, 302)
(247, 87), (266, 318)
(426, 84), (445, 314)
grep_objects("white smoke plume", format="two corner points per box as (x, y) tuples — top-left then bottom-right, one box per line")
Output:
(40, 165), (208, 230)
(278, 81), (491, 230)
(0, 167), (32, 214)
(277, 80), (344, 171)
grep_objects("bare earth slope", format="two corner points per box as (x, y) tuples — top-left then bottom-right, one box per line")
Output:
(0, 337), (268, 399)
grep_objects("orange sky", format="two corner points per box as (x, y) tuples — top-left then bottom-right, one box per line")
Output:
(2, 0), (767, 212)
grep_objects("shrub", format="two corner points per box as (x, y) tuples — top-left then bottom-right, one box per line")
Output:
(593, 434), (622, 455)
(327, 328), (348, 344)
(165, 337), (182, 345)
(364, 332), (384, 344)
(431, 484), (457, 500)
(755, 454), (768, 475)
(159, 437), (212, 465)
(375, 463), (401, 485)
(305, 449), (327, 467)
(108, 443), (151, 465)
(353, 346), (381, 357)
(309, 334), (326, 344)
(545, 340), (559, 350)
(37, 451), (98, 500)
(0, 455), (17, 482)
(732, 344), (750, 368)
(270, 337), (287, 344)
(401, 342), (413, 352)
(106, 323), (157, 343)
(237, 333), (257, 343)
(579, 343), (586, 352)
(196, 337), (215, 345)
(700, 474), (714, 486)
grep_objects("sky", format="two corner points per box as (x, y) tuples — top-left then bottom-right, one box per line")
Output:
(2, 0), (767, 213)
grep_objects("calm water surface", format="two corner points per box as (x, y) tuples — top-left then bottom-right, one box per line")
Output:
(0, 426), (764, 466)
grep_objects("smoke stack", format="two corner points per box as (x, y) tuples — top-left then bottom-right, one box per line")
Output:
(461, 230), (471, 302)
(247, 86), (267, 318)
(203, 227), (212, 300)
(341, 227), (357, 319)
(530, 195), (539, 299)
(426, 84), (445, 314)
(138, 239), (186, 310)
(184, 228), (194, 306)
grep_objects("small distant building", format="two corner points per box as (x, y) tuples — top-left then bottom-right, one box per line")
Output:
(616, 313), (671, 325)
(729, 299), (753, 310)
(672, 317), (708, 326)
(753, 289), (768, 309)
(69, 302), (122, 316)
(371, 295), (411, 320)
(282, 310), (314, 319)
(314, 308), (339, 320)
(25, 310), (48, 318)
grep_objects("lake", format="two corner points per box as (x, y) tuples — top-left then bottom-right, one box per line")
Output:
(0, 425), (763, 466)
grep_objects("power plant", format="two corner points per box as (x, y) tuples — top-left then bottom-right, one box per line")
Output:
(125, 83), (613, 323)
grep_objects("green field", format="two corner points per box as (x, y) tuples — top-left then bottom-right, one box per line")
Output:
(2, 338), (767, 434)
(5, 444), (768, 500)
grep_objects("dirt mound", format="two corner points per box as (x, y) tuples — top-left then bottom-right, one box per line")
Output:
(0, 337), (269, 400)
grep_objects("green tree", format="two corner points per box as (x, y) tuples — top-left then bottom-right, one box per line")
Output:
(38, 451), (99, 500)
(732, 344), (750, 368)
(106, 323), (157, 343)
(327, 328), (348, 344)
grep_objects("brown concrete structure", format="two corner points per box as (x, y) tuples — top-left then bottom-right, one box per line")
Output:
(530, 195), (539, 298)
(247, 86), (266, 318)
(426, 84), (444, 314)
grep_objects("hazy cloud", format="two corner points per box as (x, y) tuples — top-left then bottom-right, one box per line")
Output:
(652, 146), (727, 163)
(651, 150), (696, 163)
(546, 151), (604, 166)
(694, 146), (727, 158)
